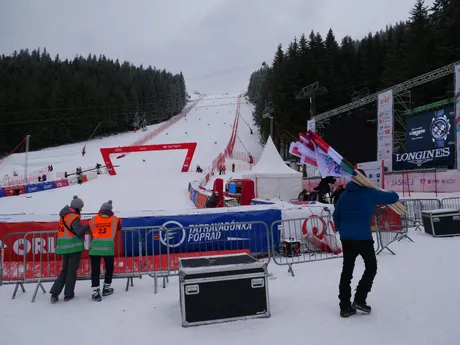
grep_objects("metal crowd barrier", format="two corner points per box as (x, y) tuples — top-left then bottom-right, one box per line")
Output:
(0, 211), (423, 299)
(1, 221), (271, 302)
(373, 210), (413, 255)
(440, 197), (460, 210)
(0, 228), (143, 302)
(269, 215), (343, 276)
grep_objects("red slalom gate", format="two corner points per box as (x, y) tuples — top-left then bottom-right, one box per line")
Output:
(100, 142), (197, 176)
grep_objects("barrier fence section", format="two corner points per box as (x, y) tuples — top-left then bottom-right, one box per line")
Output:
(1, 207), (430, 299)
(400, 198), (444, 231)
(0, 228), (143, 302)
(269, 208), (412, 277)
(0, 221), (271, 302)
(373, 210), (413, 255)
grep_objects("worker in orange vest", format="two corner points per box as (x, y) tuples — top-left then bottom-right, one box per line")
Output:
(50, 195), (90, 303)
(89, 200), (121, 302)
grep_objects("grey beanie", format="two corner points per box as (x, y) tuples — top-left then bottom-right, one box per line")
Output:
(70, 195), (84, 209)
(100, 200), (113, 211)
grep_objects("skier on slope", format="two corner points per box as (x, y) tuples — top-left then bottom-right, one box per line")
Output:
(333, 169), (399, 318)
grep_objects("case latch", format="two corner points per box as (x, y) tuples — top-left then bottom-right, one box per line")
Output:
(185, 284), (200, 295)
(251, 278), (265, 288)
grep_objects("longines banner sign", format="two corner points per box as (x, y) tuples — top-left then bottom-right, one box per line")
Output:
(393, 107), (456, 170)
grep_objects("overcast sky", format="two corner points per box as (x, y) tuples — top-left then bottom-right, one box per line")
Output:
(0, 0), (434, 94)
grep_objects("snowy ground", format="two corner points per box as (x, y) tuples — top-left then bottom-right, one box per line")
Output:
(1, 228), (459, 345)
(0, 93), (262, 214)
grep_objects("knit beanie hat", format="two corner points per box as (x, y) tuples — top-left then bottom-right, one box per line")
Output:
(100, 200), (113, 211)
(70, 195), (84, 209)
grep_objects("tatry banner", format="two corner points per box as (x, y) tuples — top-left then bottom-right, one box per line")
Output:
(377, 90), (394, 171)
(455, 64), (460, 169)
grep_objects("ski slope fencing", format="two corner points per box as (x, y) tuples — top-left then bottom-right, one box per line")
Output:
(186, 93), (244, 207)
(211, 94), (242, 171)
(0, 203), (414, 301)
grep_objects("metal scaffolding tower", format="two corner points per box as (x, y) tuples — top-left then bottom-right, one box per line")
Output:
(313, 60), (460, 124)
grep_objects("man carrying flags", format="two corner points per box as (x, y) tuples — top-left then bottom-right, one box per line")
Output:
(333, 169), (399, 317)
(289, 130), (405, 318)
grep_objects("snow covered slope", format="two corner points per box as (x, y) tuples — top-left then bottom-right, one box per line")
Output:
(0, 93), (263, 214)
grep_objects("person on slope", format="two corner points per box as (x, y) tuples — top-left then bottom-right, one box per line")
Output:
(50, 195), (90, 303)
(88, 200), (121, 302)
(333, 169), (399, 318)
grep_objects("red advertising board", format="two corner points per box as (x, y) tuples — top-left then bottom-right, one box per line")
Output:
(3, 185), (26, 197)
(0, 221), (120, 263)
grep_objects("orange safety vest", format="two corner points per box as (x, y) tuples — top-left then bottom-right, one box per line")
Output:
(89, 214), (120, 256)
(56, 213), (84, 254)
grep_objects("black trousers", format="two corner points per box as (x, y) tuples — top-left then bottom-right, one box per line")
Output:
(50, 251), (82, 298)
(90, 255), (114, 288)
(338, 239), (377, 309)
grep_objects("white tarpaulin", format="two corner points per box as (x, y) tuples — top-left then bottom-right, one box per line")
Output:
(242, 136), (302, 201)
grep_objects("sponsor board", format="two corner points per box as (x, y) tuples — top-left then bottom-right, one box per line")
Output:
(121, 210), (281, 255)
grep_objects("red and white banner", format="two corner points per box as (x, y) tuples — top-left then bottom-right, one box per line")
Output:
(302, 169), (460, 193)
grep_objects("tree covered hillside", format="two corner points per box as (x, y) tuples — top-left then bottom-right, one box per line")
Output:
(248, 0), (460, 163)
(0, 49), (187, 153)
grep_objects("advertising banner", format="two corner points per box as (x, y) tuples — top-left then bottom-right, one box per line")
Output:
(456, 64), (460, 169)
(55, 179), (69, 188)
(3, 185), (26, 196)
(377, 90), (394, 171)
(121, 209), (281, 255)
(24, 181), (57, 194)
(394, 107), (456, 170)
(357, 161), (384, 188)
(0, 188), (6, 198)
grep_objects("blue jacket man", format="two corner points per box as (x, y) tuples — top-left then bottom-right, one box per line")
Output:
(333, 175), (399, 318)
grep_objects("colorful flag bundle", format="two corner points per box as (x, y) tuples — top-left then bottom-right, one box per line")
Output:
(289, 132), (353, 180)
(289, 130), (406, 215)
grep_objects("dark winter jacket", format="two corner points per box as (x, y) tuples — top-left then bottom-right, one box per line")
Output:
(206, 194), (218, 208)
(332, 181), (399, 240)
(59, 206), (90, 238)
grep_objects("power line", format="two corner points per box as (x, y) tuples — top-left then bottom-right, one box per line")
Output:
(0, 101), (247, 125)
(0, 95), (242, 117)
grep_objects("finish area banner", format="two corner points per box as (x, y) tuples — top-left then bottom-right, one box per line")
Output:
(393, 107), (455, 170)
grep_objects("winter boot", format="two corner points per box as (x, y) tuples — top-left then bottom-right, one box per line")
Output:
(102, 284), (114, 297)
(92, 288), (102, 302)
(64, 296), (74, 302)
(340, 305), (356, 318)
(50, 295), (58, 304)
(353, 301), (372, 314)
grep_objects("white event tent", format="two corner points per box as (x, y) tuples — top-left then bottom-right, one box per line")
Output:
(242, 136), (302, 201)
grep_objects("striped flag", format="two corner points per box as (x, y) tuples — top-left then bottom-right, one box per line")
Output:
(306, 130), (356, 176)
(289, 142), (317, 167)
